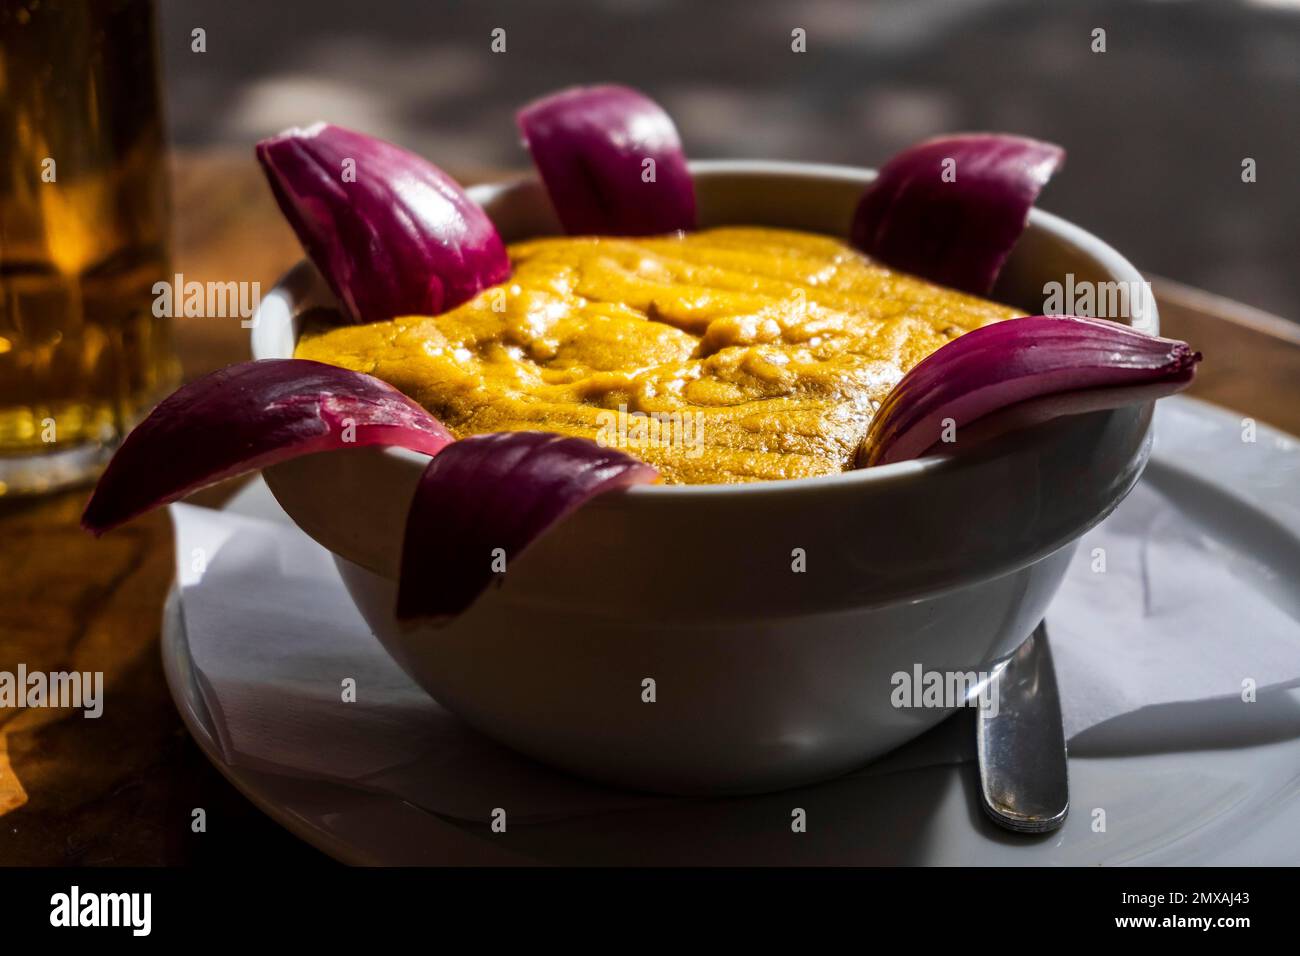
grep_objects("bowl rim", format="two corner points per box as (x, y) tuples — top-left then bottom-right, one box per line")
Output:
(251, 157), (1156, 499)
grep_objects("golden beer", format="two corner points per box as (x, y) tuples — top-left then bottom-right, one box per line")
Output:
(0, 0), (178, 494)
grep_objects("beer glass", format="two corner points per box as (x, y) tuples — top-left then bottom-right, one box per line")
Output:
(0, 0), (178, 495)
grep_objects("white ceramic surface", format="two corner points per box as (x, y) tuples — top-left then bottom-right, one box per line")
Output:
(160, 399), (1300, 863)
(251, 161), (1159, 793)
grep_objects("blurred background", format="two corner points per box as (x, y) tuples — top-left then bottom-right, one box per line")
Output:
(160, 0), (1299, 319)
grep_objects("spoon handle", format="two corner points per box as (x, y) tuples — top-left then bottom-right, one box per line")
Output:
(976, 621), (1070, 834)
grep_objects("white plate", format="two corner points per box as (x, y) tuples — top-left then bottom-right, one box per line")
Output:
(161, 396), (1300, 865)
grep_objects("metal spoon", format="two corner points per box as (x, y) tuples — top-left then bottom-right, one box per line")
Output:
(975, 621), (1070, 833)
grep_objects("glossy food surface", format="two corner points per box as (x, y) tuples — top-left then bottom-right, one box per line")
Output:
(295, 227), (1019, 482)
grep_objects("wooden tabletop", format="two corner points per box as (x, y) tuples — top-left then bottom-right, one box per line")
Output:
(2, 151), (1297, 866)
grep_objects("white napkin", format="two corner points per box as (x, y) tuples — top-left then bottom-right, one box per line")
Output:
(171, 400), (1300, 821)
(1049, 399), (1300, 753)
(1049, 482), (1300, 749)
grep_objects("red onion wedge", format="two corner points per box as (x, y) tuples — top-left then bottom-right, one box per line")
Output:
(82, 359), (454, 535)
(851, 134), (1065, 296)
(517, 84), (696, 236)
(860, 316), (1200, 467)
(256, 123), (510, 323)
(397, 431), (658, 622)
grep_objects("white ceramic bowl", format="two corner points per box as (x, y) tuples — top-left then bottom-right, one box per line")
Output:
(251, 161), (1157, 795)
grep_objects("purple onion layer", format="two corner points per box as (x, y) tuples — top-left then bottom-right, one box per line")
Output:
(517, 85), (696, 236)
(397, 431), (658, 621)
(83, 359), (454, 534)
(861, 315), (1200, 466)
(851, 134), (1065, 295)
(257, 123), (510, 323)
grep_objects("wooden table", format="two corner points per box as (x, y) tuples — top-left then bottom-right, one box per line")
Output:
(2, 152), (1298, 865)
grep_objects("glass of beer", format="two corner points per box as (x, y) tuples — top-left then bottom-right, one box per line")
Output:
(0, 0), (178, 495)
